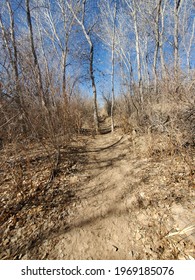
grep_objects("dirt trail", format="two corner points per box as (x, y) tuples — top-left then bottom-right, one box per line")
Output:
(60, 133), (136, 260)
(35, 130), (195, 260)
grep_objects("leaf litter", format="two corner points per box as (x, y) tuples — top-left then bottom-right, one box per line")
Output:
(0, 131), (194, 260)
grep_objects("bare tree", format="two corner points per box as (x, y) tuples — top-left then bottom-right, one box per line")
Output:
(0, 1), (21, 101)
(25, 0), (45, 106)
(124, 0), (143, 105)
(6, 1), (19, 88)
(34, 0), (75, 99)
(99, 0), (117, 131)
(174, 0), (183, 78)
(66, 0), (99, 132)
(110, 1), (117, 132)
(135, 0), (168, 92)
(152, 0), (163, 93)
(181, 0), (195, 75)
(159, 0), (167, 77)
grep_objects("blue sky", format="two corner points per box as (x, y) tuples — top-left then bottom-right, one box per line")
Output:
(0, 0), (195, 103)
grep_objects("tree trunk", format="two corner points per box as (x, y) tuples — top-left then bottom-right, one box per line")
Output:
(132, 0), (143, 106)
(159, 0), (167, 78)
(153, 0), (162, 94)
(26, 0), (45, 106)
(7, 1), (19, 84)
(1, 1), (23, 109)
(36, 14), (51, 100)
(174, 0), (183, 79)
(111, 1), (117, 132)
(62, 50), (67, 96)
(186, 18), (195, 75)
(90, 45), (99, 132)
(66, 0), (99, 132)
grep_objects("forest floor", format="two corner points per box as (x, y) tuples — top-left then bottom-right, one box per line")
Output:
(0, 122), (195, 260)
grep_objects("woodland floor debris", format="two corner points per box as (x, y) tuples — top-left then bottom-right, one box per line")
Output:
(0, 128), (194, 260)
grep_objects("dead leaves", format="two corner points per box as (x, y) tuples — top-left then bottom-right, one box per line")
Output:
(0, 141), (83, 260)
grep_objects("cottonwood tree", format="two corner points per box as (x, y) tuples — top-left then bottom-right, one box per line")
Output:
(159, 0), (168, 78)
(25, 0), (46, 106)
(0, 0), (27, 140)
(110, 1), (117, 132)
(0, 1), (22, 104)
(139, 0), (166, 93)
(66, 0), (99, 132)
(114, 10), (140, 114)
(180, 0), (195, 75)
(99, 0), (141, 120)
(173, 0), (184, 79)
(124, 0), (143, 105)
(98, 0), (118, 131)
(32, 5), (51, 99)
(152, 0), (163, 93)
(32, 0), (75, 99)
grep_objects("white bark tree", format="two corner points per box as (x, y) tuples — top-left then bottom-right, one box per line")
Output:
(66, 0), (99, 132)
(124, 0), (143, 105)
(180, 0), (195, 75)
(173, 0), (184, 78)
(110, 1), (117, 132)
(98, 0), (118, 131)
(32, 0), (75, 100)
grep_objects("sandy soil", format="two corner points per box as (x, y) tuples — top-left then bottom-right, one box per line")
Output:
(26, 131), (195, 260)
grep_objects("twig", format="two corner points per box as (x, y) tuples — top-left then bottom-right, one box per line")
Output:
(0, 113), (21, 129)
(45, 148), (61, 189)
